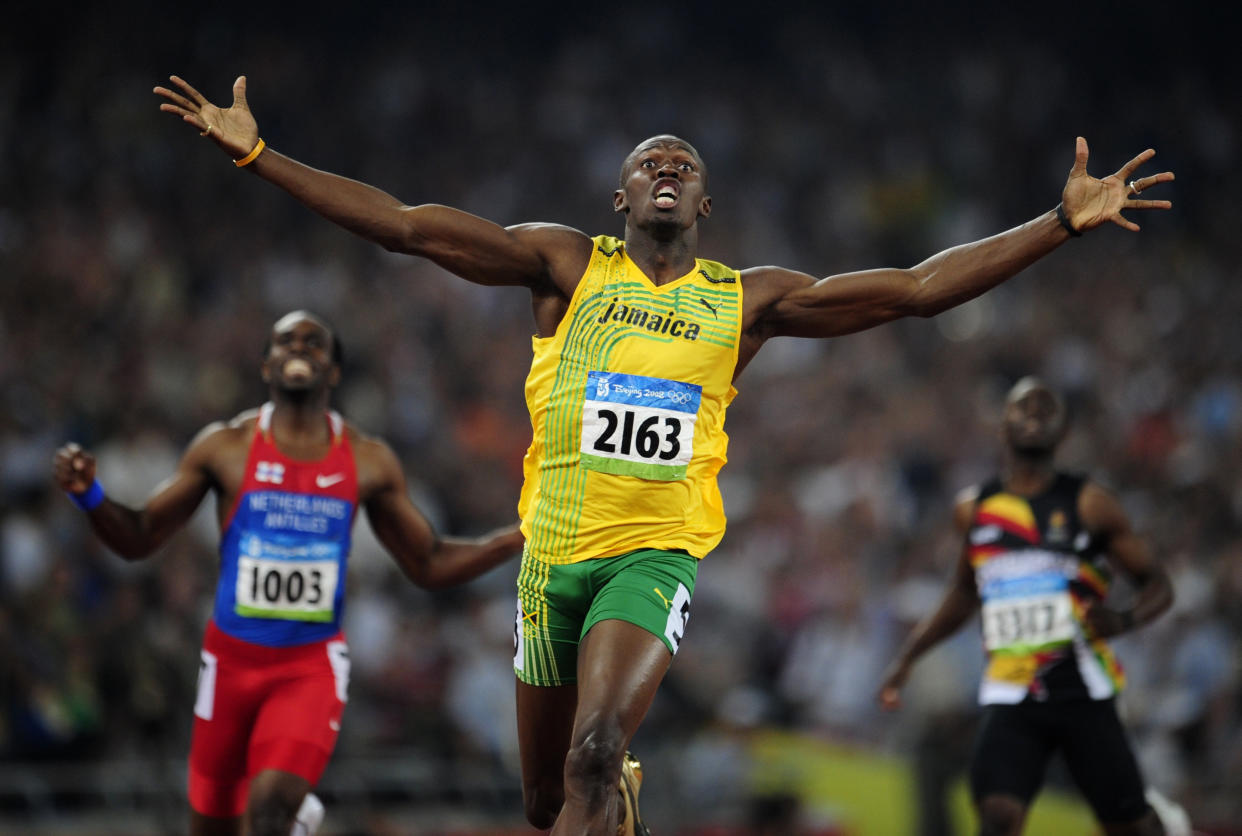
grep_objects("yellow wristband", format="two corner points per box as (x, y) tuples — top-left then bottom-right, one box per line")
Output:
(234, 138), (266, 168)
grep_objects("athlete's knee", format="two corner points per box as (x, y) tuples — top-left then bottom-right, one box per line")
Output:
(245, 798), (298, 836)
(563, 722), (626, 793)
(245, 778), (303, 836)
(977, 794), (1027, 836)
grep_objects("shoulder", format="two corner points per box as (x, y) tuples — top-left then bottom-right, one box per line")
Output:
(344, 424), (404, 491)
(176, 411), (256, 477)
(186, 410), (256, 453)
(1077, 476), (1128, 529)
(507, 223), (594, 260)
(740, 265), (817, 293)
(507, 222), (595, 292)
(737, 266), (818, 332)
(951, 484), (983, 530)
(1075, 472), (1117, 502)
(344, 422), (393, 459)
(954, 483), (983, 506)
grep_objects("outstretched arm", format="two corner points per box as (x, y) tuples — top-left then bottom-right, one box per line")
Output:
(51, 429), (221, 560)
(154, 75), (590, 291)
(1078, 481), (1174, 638)
(878, 495), (981, 710)
(751, 138), (1175, 339)
(359, 439), (523, 589)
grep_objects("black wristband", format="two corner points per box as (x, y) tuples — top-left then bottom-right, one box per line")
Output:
(1056, 202), (1082, 237)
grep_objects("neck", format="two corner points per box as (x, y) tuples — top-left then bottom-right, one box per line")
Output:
(268, 390), (331, 440)
(624, 223), (698, 285)
(1002, 450), (1057, 496)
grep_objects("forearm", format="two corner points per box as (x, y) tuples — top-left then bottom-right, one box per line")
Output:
(399, 525), (523, 589)
(907, 209), (1068, 317)
(83, 500), (171, 560)
(1124, 570), (1175, 631)
(895, 587), (979, 667)
(246, 148), (418, 253)
(244, 148), (550, 286)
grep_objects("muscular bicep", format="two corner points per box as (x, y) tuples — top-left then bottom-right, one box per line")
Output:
(747, 266), (926, 339)
(142, 464), (213, 532)
(358, 442), (437, 565)
(364, 485), (437, 559)
(950, 493), (982, 598)
(1079, 482), (1158, 578)
(109, 424), (222, 551)
(397, 209), (590, 293)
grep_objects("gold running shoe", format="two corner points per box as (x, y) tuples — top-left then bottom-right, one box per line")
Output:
(617, 750), (650, 836)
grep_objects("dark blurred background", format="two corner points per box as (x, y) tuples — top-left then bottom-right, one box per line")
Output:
(1, 1), (1237, 833)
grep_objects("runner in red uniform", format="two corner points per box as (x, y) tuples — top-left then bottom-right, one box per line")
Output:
(53, 310), (524, 836)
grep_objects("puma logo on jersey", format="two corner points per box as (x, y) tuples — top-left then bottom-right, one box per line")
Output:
(255, 461), (285, 484)
(316, 473), (346, 488)
(699, 297), (721, 318)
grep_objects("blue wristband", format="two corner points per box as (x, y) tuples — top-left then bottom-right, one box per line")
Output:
(68, 479), (105, 511)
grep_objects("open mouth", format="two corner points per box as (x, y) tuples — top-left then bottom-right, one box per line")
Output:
(283, 358), (313, 379)
(653, 180), (680, 208)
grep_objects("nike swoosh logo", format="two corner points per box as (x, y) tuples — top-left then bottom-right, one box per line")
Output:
(316, 473), (346, 488)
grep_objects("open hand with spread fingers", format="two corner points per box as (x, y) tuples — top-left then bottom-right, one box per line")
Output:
(154, 75), (259, 162)
(1059, 136), (1175, 235)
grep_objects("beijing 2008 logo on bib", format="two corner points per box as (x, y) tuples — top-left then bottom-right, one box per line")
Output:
(580, 371), (701, 481)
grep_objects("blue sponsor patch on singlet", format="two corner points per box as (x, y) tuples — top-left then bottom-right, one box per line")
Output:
(216, 490), (355, 647)
(579, 372), (702, 481)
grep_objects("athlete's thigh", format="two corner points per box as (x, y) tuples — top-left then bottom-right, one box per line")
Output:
(969, 704), (1056, 806)
(247, 644), (347, 786)
(514, 553), (592, 687)
(570, 549), (696, 742)
(573, 618), (673, 748)
(583, 548), (698, 656)
(189, 648), (261, 819)
(1056, 699), (1151, 825)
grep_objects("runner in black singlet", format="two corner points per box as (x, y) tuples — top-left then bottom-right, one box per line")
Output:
(879, 377), (1175, 836)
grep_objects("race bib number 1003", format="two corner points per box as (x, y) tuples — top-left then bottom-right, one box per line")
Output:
(580, 372), (701, 481)
(235, 554), (339, 622)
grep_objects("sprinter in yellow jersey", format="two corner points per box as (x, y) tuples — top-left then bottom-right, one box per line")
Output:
(157, 73), (1175, 836)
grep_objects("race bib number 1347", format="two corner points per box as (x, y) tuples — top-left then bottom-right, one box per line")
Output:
(580, 372), (701, 481)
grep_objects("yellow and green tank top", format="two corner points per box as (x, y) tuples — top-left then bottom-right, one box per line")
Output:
(968, 472), (1125, 704)
(518, 235), (742, 564)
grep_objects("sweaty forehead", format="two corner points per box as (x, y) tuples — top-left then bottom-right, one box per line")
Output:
(624, 136), (704, 170)
(1006, 383), (1063, 419)
(273, 311), (328, 334)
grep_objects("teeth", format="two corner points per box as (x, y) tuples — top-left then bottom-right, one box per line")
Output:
(285, 359), (312, 376)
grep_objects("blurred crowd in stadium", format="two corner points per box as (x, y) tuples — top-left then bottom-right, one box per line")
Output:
(1, 3), (1238, 833)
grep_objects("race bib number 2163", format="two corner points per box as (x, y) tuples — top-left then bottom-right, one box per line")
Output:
(580, 372), (701, 481)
